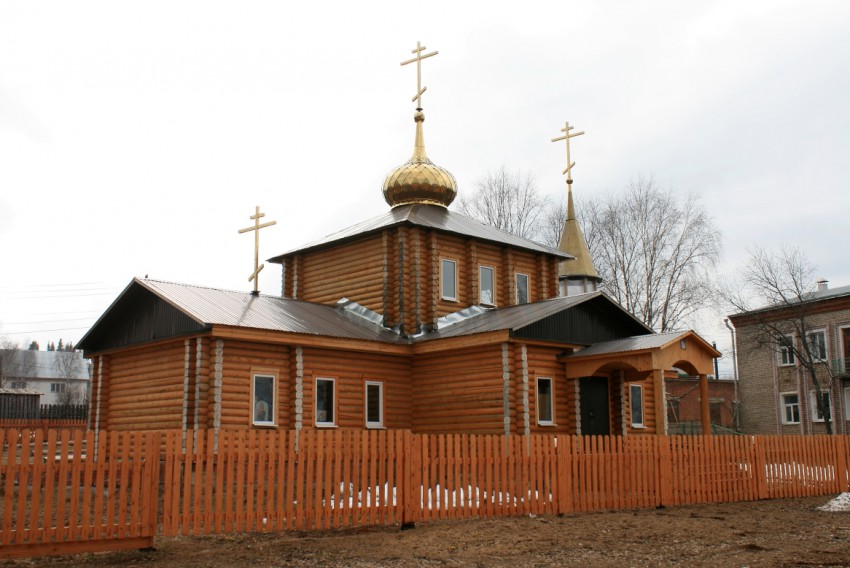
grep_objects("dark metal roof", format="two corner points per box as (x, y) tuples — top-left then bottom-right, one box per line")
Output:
(563, 330), (721, 358)
(268, 203), (571, 262)
(77, 279), (406, 352)
(417, 292), (653, 344)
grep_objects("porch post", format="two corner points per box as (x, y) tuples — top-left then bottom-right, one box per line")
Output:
(653, 369), (666, 435)
(699, 373), (711, 435)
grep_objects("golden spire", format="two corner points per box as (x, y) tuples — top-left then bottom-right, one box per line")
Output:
(383, 42), (457, 208)
(238, 206), (277, 295)
(551, 122), (599, 282)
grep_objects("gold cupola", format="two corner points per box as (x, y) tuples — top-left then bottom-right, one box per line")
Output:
(382, 110), (457, 208)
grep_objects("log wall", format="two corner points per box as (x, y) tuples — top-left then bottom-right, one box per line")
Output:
(524, 344), (575, 434)
(411, 344), (507, 434)
(216, 340), (291, 430)
(299, 347), (412, 430)
(102, 341), (187, 430)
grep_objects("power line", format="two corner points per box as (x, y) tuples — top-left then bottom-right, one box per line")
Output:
(3, 326), (90, 335)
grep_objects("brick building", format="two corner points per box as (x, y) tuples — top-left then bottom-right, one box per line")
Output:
(728, 281), (850, 435)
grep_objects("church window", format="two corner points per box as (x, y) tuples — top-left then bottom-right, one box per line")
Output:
(630, 384), (644, 427)
(365, 381), (383, 428)
(316, 378), (336, 427)
(252, 372), (276, 426)
(536, 377), (554, 425)
(441, 259), (457, 301)
(480, 266), (495, 305)
(515, 273), (529, 305)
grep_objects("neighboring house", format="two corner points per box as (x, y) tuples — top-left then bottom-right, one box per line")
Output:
(0, 350), (90, 406)
(78, 86), (720, 439)
(728, 281), (850, 435)
(665, 375), (737, 434)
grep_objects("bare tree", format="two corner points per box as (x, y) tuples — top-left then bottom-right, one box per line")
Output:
(456, 167), (549, 242)
(581, 176), (722, 332)
(0, 338), (19, 388)
(541, 197), (567, 250)
(725, 246), (835, 433)
(54, 350), (85, 406)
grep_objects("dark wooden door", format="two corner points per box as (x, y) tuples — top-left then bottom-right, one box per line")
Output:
(580, 377), (610, 435)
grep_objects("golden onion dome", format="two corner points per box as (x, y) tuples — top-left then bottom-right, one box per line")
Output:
(382, 110), (457, 208)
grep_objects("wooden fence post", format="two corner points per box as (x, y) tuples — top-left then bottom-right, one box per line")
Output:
(401, 430), (416, 528)
(655, 436), (673, 507)
(834, 435), (849, 493)
(753, 436), (769, 500)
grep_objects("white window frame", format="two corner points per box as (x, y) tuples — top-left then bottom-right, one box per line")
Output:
(440, 258), (458, 301)
(778, 335), (796, 367)
(630, 384), (645, 428)
(365, 381), (383, 429)
(10, 381), (27, 389)
(515, 272), (529, 305)
(805, 329), (828, 362)
(315, 377), (336, 427)
(780, 392), (801, 425)
(50, 383), (66, 393)
(809, 390), (832, 423)
(479, 265), (496, 306)
(536, 377), (554, 426)
(251, 372), (277, 427)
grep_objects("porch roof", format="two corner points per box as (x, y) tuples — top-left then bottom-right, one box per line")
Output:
(562, 330), (721, 380)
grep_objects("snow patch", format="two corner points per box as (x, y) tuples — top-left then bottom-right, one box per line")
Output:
(818, 492), (850, 512)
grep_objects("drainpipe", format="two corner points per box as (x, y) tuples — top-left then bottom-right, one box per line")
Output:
(724, 319), (740, 431)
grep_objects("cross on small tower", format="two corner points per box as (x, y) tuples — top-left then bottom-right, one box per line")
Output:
(238, 206), (277, 295)
(400, 41), (438, 110)
(551, 121), (585, 184)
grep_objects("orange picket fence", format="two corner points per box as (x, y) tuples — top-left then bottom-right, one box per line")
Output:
(2, 428), (849, 558)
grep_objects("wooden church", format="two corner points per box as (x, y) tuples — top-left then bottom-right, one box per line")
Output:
(78, 44), (719, 440)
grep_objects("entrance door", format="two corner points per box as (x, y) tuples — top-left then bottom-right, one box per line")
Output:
(580, 377), (610, 435)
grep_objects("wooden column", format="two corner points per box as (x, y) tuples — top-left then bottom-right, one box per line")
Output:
(699, 373), (711, 435)
(653, 369), (666, 436)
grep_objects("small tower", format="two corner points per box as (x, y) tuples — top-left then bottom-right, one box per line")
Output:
(382, 41), (457, 208)
(551, 121), (601, 296)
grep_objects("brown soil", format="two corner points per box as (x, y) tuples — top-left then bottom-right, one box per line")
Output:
(5, 497), (850, 567)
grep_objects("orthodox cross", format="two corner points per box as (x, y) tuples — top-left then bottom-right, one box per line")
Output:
(551, 121), (585, 184)
(400, 41), (438, 109)
(238, 206), (277, 294)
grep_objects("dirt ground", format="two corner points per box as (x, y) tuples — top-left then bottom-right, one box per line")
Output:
(5, 496), (850, 567)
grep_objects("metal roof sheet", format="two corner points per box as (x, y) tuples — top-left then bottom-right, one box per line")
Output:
(138, 279), (406, 344)
(0, 388), (42, 395)
(417, 293), (601, 341)
(563, 330), (699, 358)
(268, 204), (571, 262)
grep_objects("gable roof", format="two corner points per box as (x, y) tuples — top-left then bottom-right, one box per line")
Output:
(77, 278), (406, 352)
(268, 203), (571, 262)
(562, 330), (720, 359)
(728, 283), (850, 321)
(78, 279), (655, 353)
(418, 292), (653, 345)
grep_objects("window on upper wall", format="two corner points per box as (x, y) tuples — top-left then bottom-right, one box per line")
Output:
(780, 392), (800, 424)
(480, 266), (495, 305)
(810, 390), (831, 423)
(316, 378), (336, 427)
(806, 330), (827, 361)
(536, 377), (554, 425)
(10, 381), (27, 389)
(845, 387), (850, 421)
(440, 258), (457, 301)
(778, 335), (796, 366)
(630, 384), (644, 427)
(252, 373), (276, 426)
(50, 383), (66, 393)
(515, 273), (529, 305)
(365, 381), (383, 428)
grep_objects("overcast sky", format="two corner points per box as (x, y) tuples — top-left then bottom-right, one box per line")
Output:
(1, 1), (848, 372)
